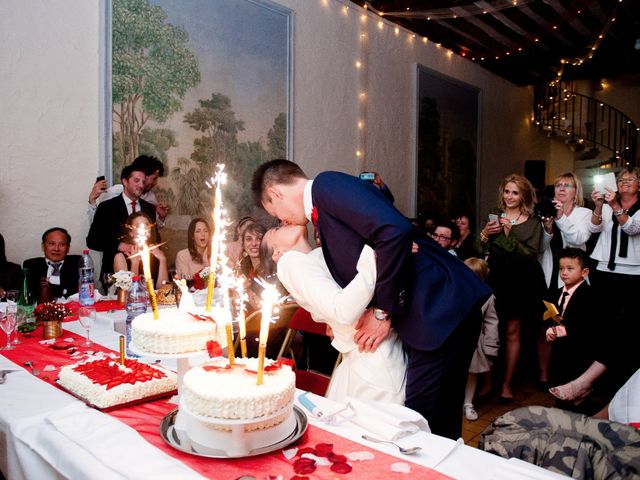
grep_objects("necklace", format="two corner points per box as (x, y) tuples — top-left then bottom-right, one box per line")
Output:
(501, 211), (522, 225)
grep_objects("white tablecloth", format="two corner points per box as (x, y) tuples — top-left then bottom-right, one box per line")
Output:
(0, 313), (568, 480)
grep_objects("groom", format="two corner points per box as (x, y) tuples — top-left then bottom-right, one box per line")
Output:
(252, 160), (491, 439)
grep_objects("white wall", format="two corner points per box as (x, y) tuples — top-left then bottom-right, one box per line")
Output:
(0, 0), (547, 264)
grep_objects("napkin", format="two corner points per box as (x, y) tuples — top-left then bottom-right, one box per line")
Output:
(46, 403), (205, 479)
(491, 458), (569, 480)
(346, 397), (430, 441)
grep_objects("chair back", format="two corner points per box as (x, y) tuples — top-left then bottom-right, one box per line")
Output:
(235, 304), (298, 359)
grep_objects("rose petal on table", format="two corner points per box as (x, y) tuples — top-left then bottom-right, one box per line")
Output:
(282, 447), (298, 460)
(327, 452), (347, 463)
(315, 443), (334, 457)
(296, 447), (316, 456)
(346, 451), (375, 461)
(292, 458), (316, 475)
(301, 453), (331, 466)
(390, 462), (411, 473)
(266, 475), (283, 480)
(39, 339), (56, 345)
(43, 365), (56, 372)
(64, 337), (75, 342)
(330, 461), (353, 474)
(289, 476), (308, 480)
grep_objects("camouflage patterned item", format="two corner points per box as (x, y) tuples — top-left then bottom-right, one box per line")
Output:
(480, 406), (640, 479)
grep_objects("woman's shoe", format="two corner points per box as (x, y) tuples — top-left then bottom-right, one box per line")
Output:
(498, 395), (514, 405)
(549, 381), (593, 405)
(463, 403), (478, 421)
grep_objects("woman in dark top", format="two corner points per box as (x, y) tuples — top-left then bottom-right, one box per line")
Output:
(476, 174), (546, 403)
(455, 212), (477, 261)
(0, 233), (23, 298)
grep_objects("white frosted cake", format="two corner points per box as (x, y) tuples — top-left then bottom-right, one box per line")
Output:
(131, 306), (227, 354)
(57, 358), (177, 409)
(182, 357), (296, 431)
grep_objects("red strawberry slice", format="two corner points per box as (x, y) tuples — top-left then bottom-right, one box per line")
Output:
(206, 340), (223, 358)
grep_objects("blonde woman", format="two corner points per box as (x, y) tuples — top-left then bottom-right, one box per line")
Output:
(477, 174), (546, 403)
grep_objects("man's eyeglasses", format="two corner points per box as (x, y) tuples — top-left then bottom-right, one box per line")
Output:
(431, 233), (452, 241)
(618, 177), (639, 184)
(555, 183), (575, 189)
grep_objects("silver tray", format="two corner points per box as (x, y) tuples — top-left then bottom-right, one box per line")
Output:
(160, 405), (308, 458)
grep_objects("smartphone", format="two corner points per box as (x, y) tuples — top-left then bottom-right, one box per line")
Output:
(359, 172), (375, 181)
(96, 175), (105, 183)
(488, 214), (499, 223)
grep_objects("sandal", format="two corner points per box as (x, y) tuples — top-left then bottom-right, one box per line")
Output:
(549, 381), (593, 405)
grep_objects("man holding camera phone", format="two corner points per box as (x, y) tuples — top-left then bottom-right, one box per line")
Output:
(359, 171), (395, 203)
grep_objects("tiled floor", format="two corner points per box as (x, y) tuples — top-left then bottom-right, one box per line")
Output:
(461, 380), (556, 448)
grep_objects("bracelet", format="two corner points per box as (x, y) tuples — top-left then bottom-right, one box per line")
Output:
(592, 212), (602, 220)
(614, 209), (627, 217)
(479, 231), (489, 243)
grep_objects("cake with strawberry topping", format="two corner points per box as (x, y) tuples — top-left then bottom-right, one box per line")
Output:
(131, 306), (228, 354)
(57, 358), (177, 408)
(181, 356), (296, 432)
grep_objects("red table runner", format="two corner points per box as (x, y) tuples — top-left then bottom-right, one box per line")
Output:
(1, 325), (451, 479)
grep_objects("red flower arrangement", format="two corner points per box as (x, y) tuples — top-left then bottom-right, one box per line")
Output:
(34, 302), (70, 323)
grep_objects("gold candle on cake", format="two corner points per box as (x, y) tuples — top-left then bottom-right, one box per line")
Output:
(205, 165), (225, 312)
(119, 335), (125, 365)
(238, 294), (247, 358)
(134, 223), (160, 320)
(257, 284), (278, 385)
(225, 322), (235, 366)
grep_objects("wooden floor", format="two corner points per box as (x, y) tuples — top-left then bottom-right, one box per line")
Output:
(461, 379), (556, 448)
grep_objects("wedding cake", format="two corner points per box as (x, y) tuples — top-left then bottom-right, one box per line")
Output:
(57, 358), (177, 409)
(131, 306), (228, 354)
(175, 357), (297, 456)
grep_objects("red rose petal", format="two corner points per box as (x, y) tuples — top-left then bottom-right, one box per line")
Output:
(293, 458), (316, 475)
(330, 461), (353, 474)
(206, 340), (223, 358)
(296, 447), (317, 456)
(289, 477), (309, 480)
(327, 452), (347, 463)
(315, 443), (334, 457)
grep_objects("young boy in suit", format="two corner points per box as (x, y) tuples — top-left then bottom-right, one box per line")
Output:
(545, 248), (606, 413)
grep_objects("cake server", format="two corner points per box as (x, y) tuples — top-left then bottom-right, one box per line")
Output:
(298, 391), (323, 417)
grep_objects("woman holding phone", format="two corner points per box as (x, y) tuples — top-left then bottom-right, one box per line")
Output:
(476, 174), (546, 403)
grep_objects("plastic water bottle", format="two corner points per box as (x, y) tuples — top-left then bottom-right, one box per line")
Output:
(125, 275), (148, 357)
(78, 249), (95, 306)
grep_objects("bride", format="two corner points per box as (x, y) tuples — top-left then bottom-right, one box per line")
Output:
(260, 224), (406, 404)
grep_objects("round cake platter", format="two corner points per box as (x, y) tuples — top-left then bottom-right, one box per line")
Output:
(160, 406), (308, 458)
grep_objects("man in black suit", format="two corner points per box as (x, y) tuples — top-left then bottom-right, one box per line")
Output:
(87, 164), (159, 283)
(23, 227), (80, 299)
(252, 160), (490, 439)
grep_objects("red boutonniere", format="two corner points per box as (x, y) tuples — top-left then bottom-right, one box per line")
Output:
(311, 207), (319, 229)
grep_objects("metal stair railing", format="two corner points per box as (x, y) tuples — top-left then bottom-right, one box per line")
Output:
(533, 83), (638, 167)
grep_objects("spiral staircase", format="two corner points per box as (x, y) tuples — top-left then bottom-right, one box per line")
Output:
(533, 82), (638, 170)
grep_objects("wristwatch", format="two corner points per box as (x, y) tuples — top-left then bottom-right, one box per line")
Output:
(373, 308), (391, 321)
(614, 208), (626, 217)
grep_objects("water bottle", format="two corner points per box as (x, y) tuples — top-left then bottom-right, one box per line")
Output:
(78, 249), (95, 306)
(125, 275), (148, 357)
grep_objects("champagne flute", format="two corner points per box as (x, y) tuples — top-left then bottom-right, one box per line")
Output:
(78, 306), (96, 346)
(6, 290), (21, 345)
(0, 310), (16, 350)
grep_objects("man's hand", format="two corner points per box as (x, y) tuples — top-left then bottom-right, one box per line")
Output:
(89, 179), (107, 205)
(156, 203), (170, 221)
(353, 308), (391, 353)
(326, 324), (334, 340)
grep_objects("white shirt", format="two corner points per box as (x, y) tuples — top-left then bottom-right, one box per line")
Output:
(46, 258), (64, 285)
(539, 206), (593, 288)
(87, 184), (157, 222)
(303, 179), (314, 222)
(587, 203), (640, 275)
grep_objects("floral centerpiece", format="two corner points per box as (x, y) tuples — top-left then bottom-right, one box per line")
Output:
(34, 302), (70, 323)
(112, 270), (134, 291)
(34, 302), (70, 339)
(112, 270), (134, 305)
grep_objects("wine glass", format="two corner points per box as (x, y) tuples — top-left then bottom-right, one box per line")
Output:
(0, 310), (16, 350)
(6, 290), (21, 345)
(78, 306), (96, 346)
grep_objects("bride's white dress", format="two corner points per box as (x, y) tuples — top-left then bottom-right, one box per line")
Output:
(277, 246), (406, 404)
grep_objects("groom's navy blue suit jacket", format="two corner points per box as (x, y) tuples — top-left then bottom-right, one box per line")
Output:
(312, 171), (491, 351)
